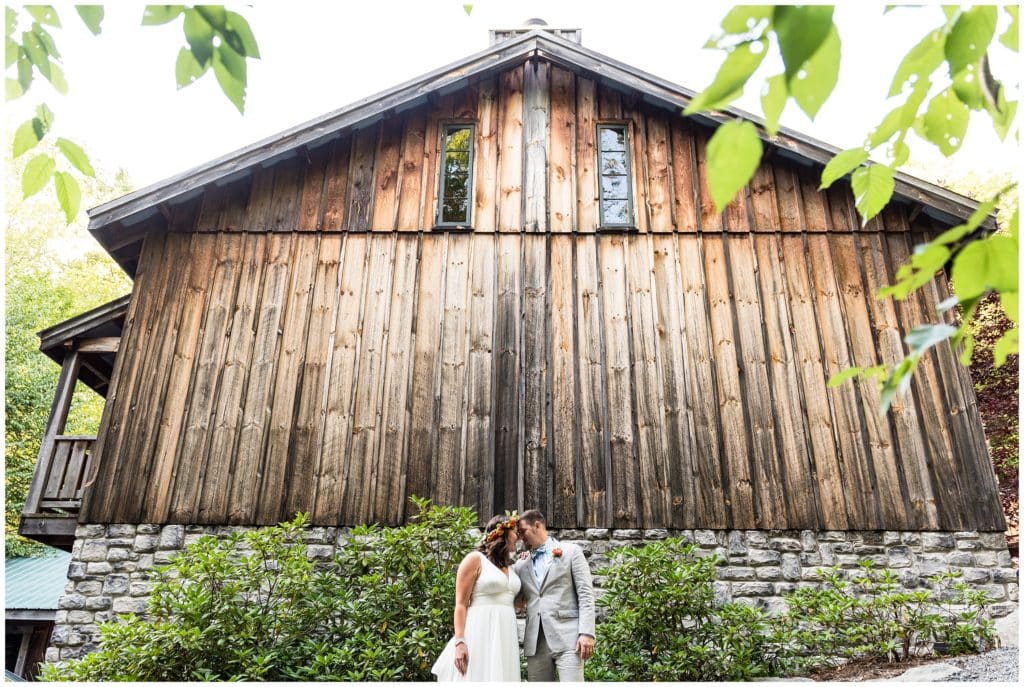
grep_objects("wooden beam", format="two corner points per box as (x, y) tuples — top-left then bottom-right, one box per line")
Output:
(75, 337), (120, 353)
(22, 352), (80, 516)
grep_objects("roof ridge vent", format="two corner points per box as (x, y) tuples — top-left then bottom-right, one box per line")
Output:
(489, 20), (581, 46)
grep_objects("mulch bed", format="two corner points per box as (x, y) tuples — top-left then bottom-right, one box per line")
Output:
(806, 654), (955, 682)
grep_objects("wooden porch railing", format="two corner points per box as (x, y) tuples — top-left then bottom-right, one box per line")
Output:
(25, 435), (95, 515)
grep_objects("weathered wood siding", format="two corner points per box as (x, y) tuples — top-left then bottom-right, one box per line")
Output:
(80, 61), (1004, 531)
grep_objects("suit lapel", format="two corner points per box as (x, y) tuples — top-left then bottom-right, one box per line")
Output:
(537, 538), (559, 592)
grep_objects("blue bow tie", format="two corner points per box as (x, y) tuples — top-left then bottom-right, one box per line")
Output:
(531, 546), (548, 560)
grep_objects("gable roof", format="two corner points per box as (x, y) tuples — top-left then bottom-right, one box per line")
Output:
(86, 29), (995, 257)
(5, 548), (71, 611)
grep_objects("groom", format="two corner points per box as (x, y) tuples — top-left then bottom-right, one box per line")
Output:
(514, 510), (596, 682)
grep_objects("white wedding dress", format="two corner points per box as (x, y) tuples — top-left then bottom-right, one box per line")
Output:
(432, 551), (522, 682)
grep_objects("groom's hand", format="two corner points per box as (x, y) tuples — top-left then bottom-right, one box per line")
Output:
(576, 634), (595, 661)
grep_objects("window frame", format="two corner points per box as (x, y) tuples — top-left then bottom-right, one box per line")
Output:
(435, 122), (476, 229)
(596, 123), (635, 229)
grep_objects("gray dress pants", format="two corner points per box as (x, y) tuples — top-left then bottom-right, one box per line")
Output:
(526, 626), (584, 682)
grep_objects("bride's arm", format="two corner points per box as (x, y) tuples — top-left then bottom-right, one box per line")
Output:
(452, 553), (481, 674)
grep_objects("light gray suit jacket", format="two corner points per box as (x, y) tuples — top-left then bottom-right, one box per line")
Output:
(514, 538), (596, 656)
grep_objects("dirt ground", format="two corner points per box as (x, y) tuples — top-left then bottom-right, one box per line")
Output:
(807, 654), (957, 682)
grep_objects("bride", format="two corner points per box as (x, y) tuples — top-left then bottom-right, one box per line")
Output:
(432, 514), (522, 682)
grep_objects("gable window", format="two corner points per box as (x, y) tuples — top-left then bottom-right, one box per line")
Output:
(437, 124), (475, 227)
(597, 124), (633, 227)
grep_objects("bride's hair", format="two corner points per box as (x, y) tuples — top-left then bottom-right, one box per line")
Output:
(477, 515), (516, 569)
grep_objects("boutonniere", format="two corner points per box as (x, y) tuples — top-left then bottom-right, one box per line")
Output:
(552, 548), (563, 558)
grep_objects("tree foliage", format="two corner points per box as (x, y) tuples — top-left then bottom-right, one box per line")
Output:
(5, 5), (259, 223)
(4, 138), (131, 557)
(689, 5), (1018, 411)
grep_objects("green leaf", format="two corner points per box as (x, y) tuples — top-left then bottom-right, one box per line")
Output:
(183, 8), (214, 65)
(993, 326), (1018, 366)
(905, 323), (957, 352)
(45, 59), (66, 93)
(851, 165), (894, 224)
(891, 139), (910, 166)
(951, 241), (989, 300)
(141, 5), (185, 26)
(888, 29), (945, 97)
(56, 137), (95, 177)
(35, 102), (53, 129)
(827, 366), (863, 388)
(918, 88), (970, 155)
(936, 295), (959, 313)
(1001, 291), (1018, 324)
(17, 52), (33, 91)
(6, 77), (23, 99)
(879, 354), (919, 414)
(21, 30), (50, 78)
(945, 6), (998, 75)
(215, 42), (245, 83)
(1001, 5), (1019, 51)
(720, 5), (773, 34)
(760, 73), (787, 136)
(33, 22), (59, 58)
(951, 63), (985, 110)
(194, 5), (226, 30)
(223, 11), (258, 58)
(22, 153), (55, 198)
(463, 4), (473, 17)
(26, 6), (60, 27)
(12, 119), (40, 156)
(790, 25), (841, 119)
(212, 48), (245, 113)
(685, 39), (767, 114)
(869, 82), (929, 148)
(820, 147), (868, 190)
(910, 242), (951, 275)
(985, 235), (1019, 292)
(706, 119), (762, 212)
(76, 6), (104, 35)
(6, 36), (19, 68)
(6, 7), (16, 37)
(54, 170), (81, 224)
(174, 46), (207, 88)
(773, 5), (834, 83)
(984, 86), (1016, 141)
(1008, 206), (1019, 242)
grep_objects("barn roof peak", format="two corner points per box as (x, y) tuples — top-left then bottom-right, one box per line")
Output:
(489, 19), (581, 46)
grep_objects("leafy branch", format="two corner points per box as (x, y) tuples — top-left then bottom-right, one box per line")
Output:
(687, 5), (1018, 412)
(6, 5), (259, 224)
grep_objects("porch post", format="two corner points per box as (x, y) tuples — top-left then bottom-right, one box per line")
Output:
(22, 350), (81, 515)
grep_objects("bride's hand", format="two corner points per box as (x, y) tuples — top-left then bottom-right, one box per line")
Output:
(454, 643), (469, 675)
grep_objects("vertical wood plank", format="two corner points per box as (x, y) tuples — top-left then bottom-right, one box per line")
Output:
(315, 235), (369, 522)
(669, 119), (699, 232)
(405, 235), (447, 513)
(168, 233), (245, 522)
(522, 234), (549, 512)
(396, 112), (427, 231)
(434, 234), (471, 506)
(857, 232), (937, 528)
(695, 131), (724, 231)
(549, 66), (575, 234)
(645, 113), (673, 233)
(281, 234), (343, 520)
(728, 235), (788, 528)
(523, 60), (549, 232)
(297, 145), (329, 231)
(198, 233), (268, 521)
(800, 167), (829, 232)
(492, 234), (521, 513)
(473, 77), (499, 233)
(371, 117), (403, 231)
(322, 136), (352, 230)
(676, 235), (728, 527)
(651, 235), (696, 528)
(623, 94), (649, 232)
(751, 234), (822, 528)
(549, 235), (578, 527)
(626, 234), (669, 526)
(243, 166), (275, 229)
(703, 235), (756, 528)
(369, 235), (420, 523)
(497, 66), (524, 233)
(220, 177), (252, 232)
(346, 234), (396, 522)
(256, 234), (319, 524)
(268, 157), (304, 231)
(598, 235), (640, 527)
(462, 235), (497, 516)
(750, 162), (781, 231)
(773, 163), (804, 232)
(347, 124), (379, 231)
(575, 76), (599, 234)
(780, 234), (848, 529)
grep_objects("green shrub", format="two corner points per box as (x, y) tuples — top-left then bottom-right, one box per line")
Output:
(584, 539), (802, 681)
(41, 497), (477, 681)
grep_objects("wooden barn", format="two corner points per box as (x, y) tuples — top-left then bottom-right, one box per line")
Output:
(22, 26), (1006, 557)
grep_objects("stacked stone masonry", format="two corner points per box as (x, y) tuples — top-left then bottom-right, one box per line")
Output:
(48, 524), (1019, 662)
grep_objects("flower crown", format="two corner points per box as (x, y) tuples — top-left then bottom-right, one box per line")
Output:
(483, 515), (519, 544)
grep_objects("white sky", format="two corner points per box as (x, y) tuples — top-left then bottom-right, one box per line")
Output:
(4, 1), (1020, 196)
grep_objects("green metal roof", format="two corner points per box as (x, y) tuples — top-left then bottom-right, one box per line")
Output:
(4, 548), (71, 611)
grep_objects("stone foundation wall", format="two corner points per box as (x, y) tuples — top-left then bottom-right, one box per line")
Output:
(48, 524), (1019, 662)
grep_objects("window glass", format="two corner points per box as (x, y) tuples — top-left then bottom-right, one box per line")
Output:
(439, 125), (474, 225)
(597, 125), (632, 226)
